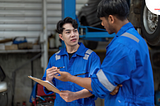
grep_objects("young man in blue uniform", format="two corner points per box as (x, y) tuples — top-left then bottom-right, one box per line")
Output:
(53, 0), (154, 106)
(42, 17), (101, 106)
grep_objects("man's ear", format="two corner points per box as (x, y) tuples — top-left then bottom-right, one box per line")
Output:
(108, 15), (115, 24)
(59, 34), (63, 41)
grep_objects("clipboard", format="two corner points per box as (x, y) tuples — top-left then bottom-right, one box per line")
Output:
(28, 76), (61, 94)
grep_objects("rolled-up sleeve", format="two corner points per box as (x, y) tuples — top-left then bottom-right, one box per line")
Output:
(88, 51), (101, 100)
(91, 43), (135, 98)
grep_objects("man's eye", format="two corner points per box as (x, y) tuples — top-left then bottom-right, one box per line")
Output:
(74, 30), (78, 32)
(66, 32), (70, 34)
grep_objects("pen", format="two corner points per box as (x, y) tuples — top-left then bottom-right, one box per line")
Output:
(57, 66), (65, 69)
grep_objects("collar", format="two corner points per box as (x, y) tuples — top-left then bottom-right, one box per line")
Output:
(116, 22), (134, 37)
(57, 42), (86, 57)
(106, 22), (134, 48)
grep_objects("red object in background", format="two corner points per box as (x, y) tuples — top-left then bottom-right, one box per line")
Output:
(35, 83), (55, 105)
(37, 83), (55, 96)
(37, 83), (48, 96)
(22, 101), (26, 106)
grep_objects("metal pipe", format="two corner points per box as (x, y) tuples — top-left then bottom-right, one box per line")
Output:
(43, 0), (48, 70)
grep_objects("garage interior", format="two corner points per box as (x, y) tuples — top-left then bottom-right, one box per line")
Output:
(0, 0), (160, 106)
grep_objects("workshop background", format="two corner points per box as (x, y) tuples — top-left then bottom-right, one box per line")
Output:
(0, 0), (160, 106)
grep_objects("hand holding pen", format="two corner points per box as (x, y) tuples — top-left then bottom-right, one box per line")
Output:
(46, 66), (65, 82)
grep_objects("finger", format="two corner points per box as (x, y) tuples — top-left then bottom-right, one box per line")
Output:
(47, 69), (55, 75)
(115, 89), (118, 93)
(110, 91), (115, 95)
(54, 69), (61, 76)
(53, 74), (60, 79)
(110, 93), (114, 95)
(60, 91), (65, 93)
(117, 84), (123, 87)
(110, 89), (118, 95)
(48, 68), (58, 74)
(118, 84), (123, 87)
(47, 67), (57, 74)
(60, 90), (69, 93)
(112, 89), (118, 93)
(110, 91), (116, 95)
(47, 71), (56, 75)
(115, 87), (119, 91)
(56, 68), (61, 74)
(54, 73), (59, 76)
(51, 66), (57, 68)
(59, 93), (67, 96)
(59, 94), (67, 100)
(116, 85), (120, 89)
(50, 67), (58, 72)
(47, 72), (57, 77)
(47, 67), (55, 72)
(53, 69), (63, 79)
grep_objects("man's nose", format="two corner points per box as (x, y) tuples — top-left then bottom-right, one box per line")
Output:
(71, 31), (75, 37)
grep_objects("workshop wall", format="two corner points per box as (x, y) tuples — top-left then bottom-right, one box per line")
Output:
(0, 0), (87, 43)
(0, 53), (43, 106)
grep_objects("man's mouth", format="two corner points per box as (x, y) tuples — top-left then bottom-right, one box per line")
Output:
(71, 38), (77, 42)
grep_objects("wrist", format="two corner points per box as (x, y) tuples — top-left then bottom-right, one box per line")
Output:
(68, 75), (74, 82)
(72, 92), (79, 100)
(46, 77), (52, 82)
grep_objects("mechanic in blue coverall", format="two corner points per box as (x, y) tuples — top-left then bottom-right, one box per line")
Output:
(42, 17), (100, 106)
(41, 17), (120, 106)
(53, 0), (154, 106)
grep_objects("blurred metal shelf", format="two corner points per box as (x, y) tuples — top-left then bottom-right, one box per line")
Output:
(0, 49), (42, 53)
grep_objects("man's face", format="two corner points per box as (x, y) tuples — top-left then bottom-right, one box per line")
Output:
(100, 17), (114, 34)
(59, 23), (79, 47)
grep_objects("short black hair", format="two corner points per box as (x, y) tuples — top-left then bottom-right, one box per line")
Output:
(97, 0), (129, 20)
(56, 17), (78, 34)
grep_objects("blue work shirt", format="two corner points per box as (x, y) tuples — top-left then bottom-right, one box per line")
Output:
(42, 42), (101, 106)
(91, 22), (154, 106)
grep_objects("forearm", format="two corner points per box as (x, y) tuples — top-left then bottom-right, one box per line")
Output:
(74, 89), (93, 100)
(69, 76), (92, 91)
(54, 69), (92, 90)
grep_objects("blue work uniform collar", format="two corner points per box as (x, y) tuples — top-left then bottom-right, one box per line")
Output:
(116, 22), (134, 37)
(57, 42), (86, 57)
(107, 22), (134, 48)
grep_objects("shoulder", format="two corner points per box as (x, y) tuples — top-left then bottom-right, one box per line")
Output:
(108, 40), (134, 58)
(115, 31), (141, 52)
(85, 48), (100, 60)
(118, 31), (139, 43)
(85, 49), (93, 55)
(55, 50), (61, 55)
(49, 50), (61, 61)
(85, 48), (99, 57)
